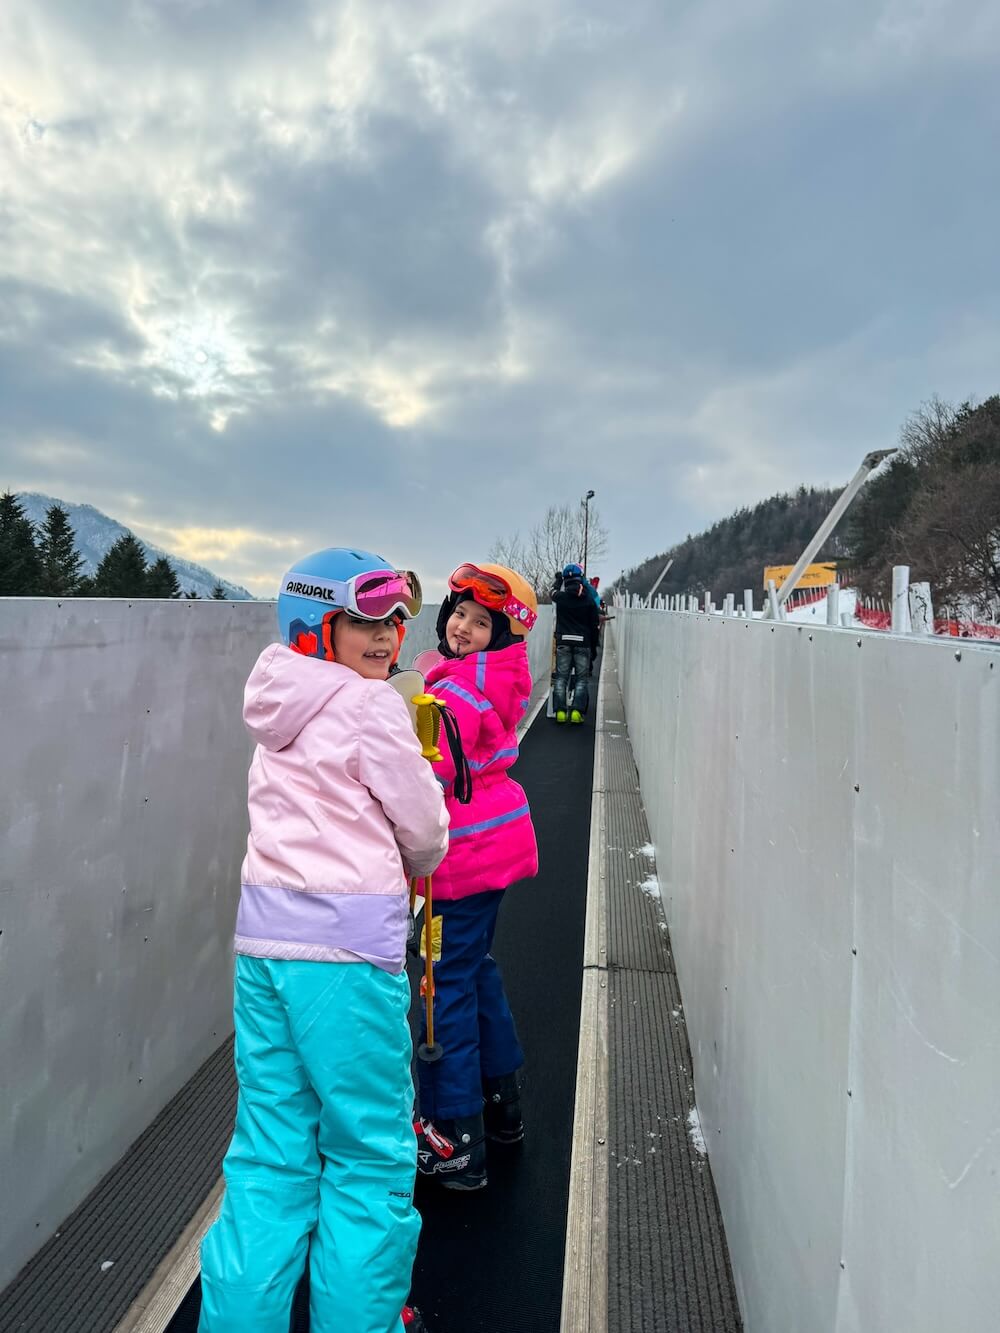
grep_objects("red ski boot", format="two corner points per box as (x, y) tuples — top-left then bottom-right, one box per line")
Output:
(414, 1114), (487, 1190)
(402, 1305), (429, 1332)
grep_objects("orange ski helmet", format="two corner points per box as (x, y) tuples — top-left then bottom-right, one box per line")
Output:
(448, 562), (538, 637)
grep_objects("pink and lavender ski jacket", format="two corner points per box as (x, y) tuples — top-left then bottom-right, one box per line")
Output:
(235, 644), (450, 973)
(424, 642), (538, 900)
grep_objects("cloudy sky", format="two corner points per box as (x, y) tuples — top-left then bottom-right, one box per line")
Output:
(2, 0), (998, 598)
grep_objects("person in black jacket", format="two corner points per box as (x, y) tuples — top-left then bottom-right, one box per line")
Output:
(551, 562), (601, 723)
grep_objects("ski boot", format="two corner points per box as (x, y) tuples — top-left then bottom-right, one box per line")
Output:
(402, 1305), (429, 1332)
(415, 1114), (487, 1190)
(482, 1072), (524, 1145)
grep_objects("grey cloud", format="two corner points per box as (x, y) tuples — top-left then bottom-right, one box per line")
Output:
(0, 278), (144, 357)
(2, 0), (999, 590)
(187, 114), (504, 346)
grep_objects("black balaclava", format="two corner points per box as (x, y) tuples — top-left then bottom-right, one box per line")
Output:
(436, 590), (518, 658)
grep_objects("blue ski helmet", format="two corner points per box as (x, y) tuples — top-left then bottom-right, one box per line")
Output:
(563, 562), (584, 580)
(277, 547), (413, 663)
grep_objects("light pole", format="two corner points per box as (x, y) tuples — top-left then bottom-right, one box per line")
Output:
(762, 449), (898, 618)
(581, 489), (595, 574)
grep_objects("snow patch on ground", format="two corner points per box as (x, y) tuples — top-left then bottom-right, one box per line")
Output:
(638, 842), (656, 859)
(638, 875), (660, 900)
(687, 1108), (708, 1156)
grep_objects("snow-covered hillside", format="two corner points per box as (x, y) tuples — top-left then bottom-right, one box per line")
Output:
(782, 588), (861, 625)
(17, 493), (253, 600)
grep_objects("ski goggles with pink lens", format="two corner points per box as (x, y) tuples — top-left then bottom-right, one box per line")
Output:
(281, 568), (423, 620)
(448, 563), (537, 631)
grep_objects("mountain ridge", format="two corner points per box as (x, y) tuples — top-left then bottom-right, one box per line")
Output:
(16, 493), (254, 600)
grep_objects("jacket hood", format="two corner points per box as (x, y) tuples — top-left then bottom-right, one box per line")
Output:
(244, 643), (357, 751)
(426, 640), (531, 731)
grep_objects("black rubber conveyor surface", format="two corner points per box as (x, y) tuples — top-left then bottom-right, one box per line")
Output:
(168, 686), (596, 1333)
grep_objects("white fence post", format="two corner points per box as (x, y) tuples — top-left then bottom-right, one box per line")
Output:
(892, 566), (912, 634)
(909, 581), (934, 635)
(703, 591), (712, 614)
(767, 579), (783, 621)
(827, 584), (841, 626)
(744, 589), (754, 618)
(723, 593), (735, 617)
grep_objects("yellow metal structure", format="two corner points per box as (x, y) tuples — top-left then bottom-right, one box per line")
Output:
(763, 562), (837, 591)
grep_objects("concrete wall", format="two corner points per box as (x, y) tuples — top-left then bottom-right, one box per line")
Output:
(0, 596), (552, 1287)
(612, 608), (1000, 1333)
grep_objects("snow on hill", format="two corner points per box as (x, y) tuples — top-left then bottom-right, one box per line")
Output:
(782, 588), (861, 626)
(16, 493), (254, 600)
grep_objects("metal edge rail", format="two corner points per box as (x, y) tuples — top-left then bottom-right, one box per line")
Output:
(559, 646), (610, 1333)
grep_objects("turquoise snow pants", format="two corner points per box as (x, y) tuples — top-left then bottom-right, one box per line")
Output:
(199, 956), (419, 1333)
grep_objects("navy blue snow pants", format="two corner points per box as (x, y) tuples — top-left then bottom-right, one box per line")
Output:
(416, 889), (524, 1120)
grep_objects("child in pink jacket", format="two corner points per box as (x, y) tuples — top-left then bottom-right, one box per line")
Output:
(413, 562), (539, 1191)
(199, 548), (447, 1333)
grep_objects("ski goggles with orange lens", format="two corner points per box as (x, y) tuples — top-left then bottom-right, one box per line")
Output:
(281, 568), (422, 620)
(448, 563), (537, 631)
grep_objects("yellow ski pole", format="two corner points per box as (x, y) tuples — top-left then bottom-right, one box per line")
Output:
(413, 694), (444, 1064)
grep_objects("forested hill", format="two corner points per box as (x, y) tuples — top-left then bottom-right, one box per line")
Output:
(617, 394), (1000, 611)
(616, 485), (846, 600)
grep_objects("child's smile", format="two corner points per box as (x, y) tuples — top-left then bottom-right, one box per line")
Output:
(446, 599), (493, 655)
(333, 613), (398, 679)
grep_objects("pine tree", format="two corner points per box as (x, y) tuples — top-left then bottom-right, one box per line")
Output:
(91, 533), (149, 597)
(211, 582), (227, 600)
(0, 491), (43, 595)
(184, 589), (200, 599)
(146, 556), (182, 598)
(37, 504), (85, 596)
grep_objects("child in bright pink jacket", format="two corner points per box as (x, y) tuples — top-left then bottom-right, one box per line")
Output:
(413, 562), (539, 1191)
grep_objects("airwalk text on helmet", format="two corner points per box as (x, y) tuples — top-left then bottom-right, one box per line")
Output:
(282, 577), (341, 602)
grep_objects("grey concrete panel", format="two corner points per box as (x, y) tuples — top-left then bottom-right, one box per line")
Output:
(0, 596), (552, 1289)
(1, 599), (275, 1289)
(613, 610), (1000, 1333)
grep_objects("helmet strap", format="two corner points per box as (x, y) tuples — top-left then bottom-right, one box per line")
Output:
(321, 609), (340, 662)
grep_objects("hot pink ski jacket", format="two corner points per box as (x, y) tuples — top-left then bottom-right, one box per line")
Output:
(423, 643), (538, 899)
(235, 644), (450, 973)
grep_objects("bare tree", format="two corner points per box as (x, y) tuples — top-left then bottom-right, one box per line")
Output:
(898, 395), (958, 466)
(490, 502), (609, 600)
(904, 463), (1000, 615)
(488, 531), (529, 573)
